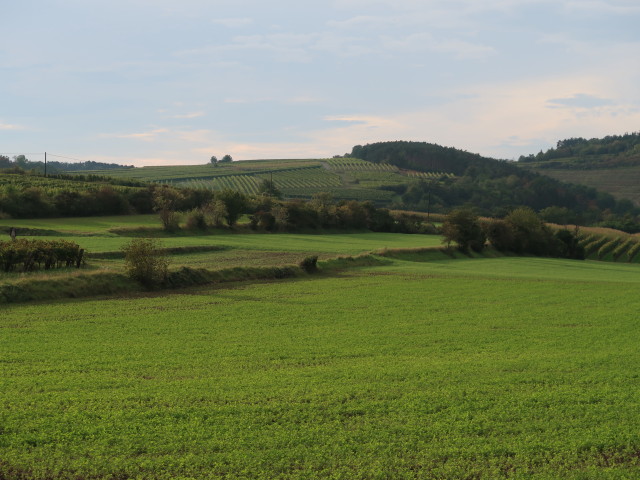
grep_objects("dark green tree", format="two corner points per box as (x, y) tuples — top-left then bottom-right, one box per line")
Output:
(216, 189), (248, 226)
(441, 208), (486, 252)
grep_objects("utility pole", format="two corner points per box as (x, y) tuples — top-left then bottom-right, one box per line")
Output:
(44, 151), (47, 177)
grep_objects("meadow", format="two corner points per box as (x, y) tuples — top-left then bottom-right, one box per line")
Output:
(3, 242), (640, 478)
(0, 215), (443, 274)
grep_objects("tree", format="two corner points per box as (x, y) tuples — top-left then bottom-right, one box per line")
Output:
(202, 199), (228, 228)
(121, 238), (169, 287)
(258, 178), (282, 198)
(441, 208), (486, 252)
(220, 154), (233, 163)
(210, 155), (218, 166)
(216, 189), (247, 226)
(153, 186), (184, 231)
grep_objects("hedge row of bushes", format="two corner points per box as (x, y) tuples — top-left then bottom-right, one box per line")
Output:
(0, 239), (84, 272)
(442, 207), (585, 259)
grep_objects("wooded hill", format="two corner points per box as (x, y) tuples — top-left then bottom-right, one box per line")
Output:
(349, 140), (637, 227)
(516, 133), (640, 208)
(3, 135), (640, 231)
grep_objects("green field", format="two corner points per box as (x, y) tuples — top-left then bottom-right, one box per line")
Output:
(70, 158), (451, 203)
(0, 215), (443, 276)
(3, 234), (640, 478)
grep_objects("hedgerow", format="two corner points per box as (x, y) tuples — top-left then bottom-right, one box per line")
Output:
(0, 239), (84, 272)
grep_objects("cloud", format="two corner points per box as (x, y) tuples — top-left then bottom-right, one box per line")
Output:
(101, 128), (169, 141)
(547, 94), (615, 109)
(564, 0), (640, 15)
(170, 111), (206, 119)
(211, 17), (253, 28)
(0, 123), (24, 130)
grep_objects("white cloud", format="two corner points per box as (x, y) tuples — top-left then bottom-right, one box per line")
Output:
(547, 94), (615, 109)
(170, 111), (206, 119)
(0, 123), (24, 130)
(101, 128), (169, 142)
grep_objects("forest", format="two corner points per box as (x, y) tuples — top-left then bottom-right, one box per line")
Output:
(517, 132), (640, 168)
(350, 140), (638, 224)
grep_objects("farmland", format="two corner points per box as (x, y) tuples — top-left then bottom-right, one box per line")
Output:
(3, 252), (640, 478)
(2, 213), (640, 478)
(74, 157), (451, 203)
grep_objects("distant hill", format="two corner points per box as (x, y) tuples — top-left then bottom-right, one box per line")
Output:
(349, 140), (637, 224)
(517, 133), (640, 205)
(0, 154), (133, 174)
(518, 133), (640, 169)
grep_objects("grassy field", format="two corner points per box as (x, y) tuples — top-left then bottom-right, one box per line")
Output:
(0, 215), (443, 273)
(2, 256), (640, 479)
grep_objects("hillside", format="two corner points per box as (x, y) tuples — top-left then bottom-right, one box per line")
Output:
(349, 140), (637, 224)
(73, 158), (448, 204)
(518, 133), (640, 205)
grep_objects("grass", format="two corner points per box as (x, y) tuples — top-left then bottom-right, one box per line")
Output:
(2, 256), (640, 478)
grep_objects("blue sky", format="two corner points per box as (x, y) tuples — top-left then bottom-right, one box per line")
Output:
(2, 0), (639, 166)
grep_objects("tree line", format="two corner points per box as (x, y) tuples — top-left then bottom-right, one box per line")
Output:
(0, 154), (132, 174)
(442, 207), (585, 260)
(349, 140), (638, 228)
(517, 132), (640, 168)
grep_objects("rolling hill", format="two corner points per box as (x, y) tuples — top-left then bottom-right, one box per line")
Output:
(517, 133), (640, 205)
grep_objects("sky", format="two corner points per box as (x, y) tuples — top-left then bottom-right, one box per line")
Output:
(2, 0), (639, 166)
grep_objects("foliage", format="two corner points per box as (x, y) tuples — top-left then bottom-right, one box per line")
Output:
(0, 239), (84, 272)
(202, 199), (228, 228)
(184, 209), (207, 231)
(0, 154), (132, 174)
(257, 178), (282, 198)
(351, 140), (638, 224)
(153, 186), (184, 231)
(121, 238), (169, 287)
(299, 255), (319, 273)
(518, 132), (640, 167)
(441, 208), (486, 252)
(215, 189), (248, 226)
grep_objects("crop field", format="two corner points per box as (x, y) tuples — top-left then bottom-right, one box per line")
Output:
(523, 165), (640, 206)
(0, 173), (138, 195)
(63, 157), (452, 202)
(3, 254), (640, 479)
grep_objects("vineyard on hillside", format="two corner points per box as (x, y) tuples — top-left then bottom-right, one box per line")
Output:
(578, 231), (640, 263)
(74, 158), (451, 203)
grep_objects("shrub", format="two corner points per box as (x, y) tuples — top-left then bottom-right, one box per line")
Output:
(0, 239), (84, 272)
(554, 229), (585, 260)
(185, 209), (207, 231)
(121, 238), (169, 287)
(299, 255), (319, 273)
(441, 208), (486, 252)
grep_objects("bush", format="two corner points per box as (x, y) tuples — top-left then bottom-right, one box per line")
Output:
(441, 208), (486, 252)
(299, 255), (319, 273)
(121, 238), (169, 287)
(185, 209), (207, 231)
(0, 239), (84, 272)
